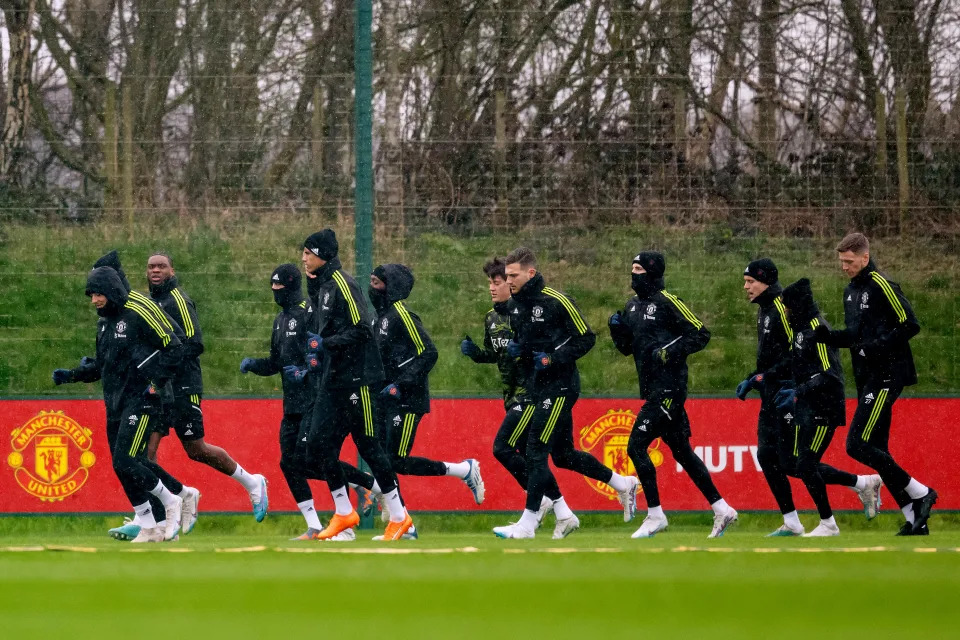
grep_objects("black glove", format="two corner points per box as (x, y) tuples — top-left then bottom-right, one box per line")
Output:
(813, 324), (831, 344)
(52, 369), (73, 385)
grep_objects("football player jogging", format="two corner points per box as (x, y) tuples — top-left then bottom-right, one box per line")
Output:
(146, 252), (268, 527)
(241, 264), (334, 539)
(52, 266), (185, 542)
(815, 233), (936, 535)
(297, 229), (413, 541)
(737, 259), (881, 536)
(344, 264), (484, 499)
(461, 258), (562, 524)
(772, 279), (851, 536)
(608, 252), (737, 539)
(493, 248), (638, 540)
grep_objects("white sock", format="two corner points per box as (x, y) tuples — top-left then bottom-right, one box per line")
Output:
(330, 486), (353, 516)
(552, 497), (574, 520)
(901, 503), (915, 524)
(132, 512), (142, 526)
(231, 464), (261, 493)
(854, 475), (869, 491)
(540, 495), (552, 510)
(648, 505), (665, 519)
(384, 489), (406, 523)
(783, 510), (802, 529)
(710, 498), (730, 516)
(821, 516), (837, 528)
(149, 481), (179, 507)
(607, 472), (629, 493)
(444, 461), (471, 478)
(297, 499), (323, 529)
(904, 478), (929, 500)
(518, 509), (539, 531)
(134, 501), (157, 528)
(371, 480), (382, 494)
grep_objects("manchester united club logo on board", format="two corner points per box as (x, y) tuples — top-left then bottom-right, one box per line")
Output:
(578, 409), (661, 500)
(7, 411), (96, 502)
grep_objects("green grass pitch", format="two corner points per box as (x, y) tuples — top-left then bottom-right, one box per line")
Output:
(2, 513), (959, 638)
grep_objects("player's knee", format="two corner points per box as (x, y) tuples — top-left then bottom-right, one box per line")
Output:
(757, 444), (779, 470)
(796, 456), (818, 481)
(845, 436), (869, 462)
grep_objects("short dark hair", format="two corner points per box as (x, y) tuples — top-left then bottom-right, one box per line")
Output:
(482, 257), (506, 280)
(148, 251), (174, 267)
(505, 247), (537, 269)
(836, 233), (869, 255)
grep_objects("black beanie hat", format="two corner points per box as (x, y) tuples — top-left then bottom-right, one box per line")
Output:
(271, 263), (301, 290)
(744, 258), (778, 285)
(303, 229), (338, 260)
(372, 265), (389, 284)
(633, 251), (665, 278)
(781, 278), (819, 323)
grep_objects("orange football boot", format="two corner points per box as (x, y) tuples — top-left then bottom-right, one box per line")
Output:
(315, 510), (360, 540)
(380, 512), (414, 541)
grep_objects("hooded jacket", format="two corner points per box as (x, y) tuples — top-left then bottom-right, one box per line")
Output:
(777, 279), (846, 427)
(305, 256), (384, 389)
(510, 273), (595, 398)
(610, 277), (710, 399)
(467, 298), (527, 408)
(820, 260), (919, 391)
(74, 267), (183, 423)
(748, 282), (794, 403)
(370, 264), (438, 414)
(149, 276), (204, 395)
(245, 274), (314, 414)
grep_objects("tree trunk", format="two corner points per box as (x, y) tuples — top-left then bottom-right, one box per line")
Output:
(0, 0), (37, 180)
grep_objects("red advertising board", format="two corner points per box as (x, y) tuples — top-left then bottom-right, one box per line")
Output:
(2, 398), (957, 514)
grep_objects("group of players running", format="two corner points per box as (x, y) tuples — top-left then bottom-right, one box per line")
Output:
(53, 229), (936, 542)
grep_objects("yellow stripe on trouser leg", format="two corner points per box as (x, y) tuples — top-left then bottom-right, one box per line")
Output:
(129, 415), (149, 456)
(360, 387), (373, 437)
(400, 414), (413, 456)
(508, 405), (534, 447)
(539, 398), (565, 444)
(862, 389), (888, 442)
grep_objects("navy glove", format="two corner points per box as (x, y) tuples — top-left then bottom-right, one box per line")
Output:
(775, 387), (796, 411)
(381, 383), (401, 400)
(460, 335), (480, 359)
(533, 351), (552, 370)
(144, 380), (175, 406)
(608, 312), (623, 327)
(736, 374), (765, 400)
(239, 357), (256, 374)
(506, 340), (524, 358)
(77, 356), (97, 371)
(813, 324), (831, 343)
(52, 369), (73, 385)
(283, 365), (308, 384)
(306, 351), (323, 373)
(306, 332), (323, 354)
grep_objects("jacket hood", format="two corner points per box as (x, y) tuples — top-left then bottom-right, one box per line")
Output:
(85, 266), (129, 308)
(149, 275), (179, 298)
(782, 278), (820, 327)
(93, 250), (132, 293)
(752, 281), (783, 307)
(376, 264), (415, 304)
(851, 259), (878, 284)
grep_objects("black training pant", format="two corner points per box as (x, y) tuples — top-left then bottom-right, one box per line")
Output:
(846, 382), (911, 508)
(381, 399), (446, 476)
(492, 401), (561, 500)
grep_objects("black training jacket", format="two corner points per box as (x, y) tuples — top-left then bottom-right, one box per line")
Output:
(610, 286), (710, 399)
(748, 283), (794, 403)
(149, 276), (204, 395)
(306, 257), (384, 390)
(510, 273), (595, 398)
(821, 260), (919, 390)
(373, 264), (438, 415)
(73, 267), (183, 423)
(467, 299), (528, 407)
(246, 296), (314, 414)
(780, 314), (846, 427)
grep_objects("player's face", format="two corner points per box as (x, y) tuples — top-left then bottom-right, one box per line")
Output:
(632, 263), (645, 275)
(370, 275), (386, 291)
(838, 250), (869, 278)
(302, 248), (325, 274)
(505, 263), (534, 294)
(488, 276), (511, 303)
(743, 275), (768, 302)
(147, 255), (174, 286)
(90, 293), (107, 309)
(271, 283), (284, 291)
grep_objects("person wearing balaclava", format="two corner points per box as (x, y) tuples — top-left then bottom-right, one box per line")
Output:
(146, 251), (267, 529)
(240, 263), (333, 539)
(51, 266), (185, 543)
(292, 229), (413, 541)
(774, 278), (851, 537)
(738, 261), (880, 537)
(609, 251), (738, 539)
(339, 264), (484, 513)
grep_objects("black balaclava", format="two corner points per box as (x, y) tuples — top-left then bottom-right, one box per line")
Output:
(271, 263), (302, 309)
(369, 265), (390, 313)
(85, 266), (129, 317)
(93, 250), (132, 293)
(781, 278), (820, 328)
(631, 251), (666, 298)
(369, 264), (414, 315)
